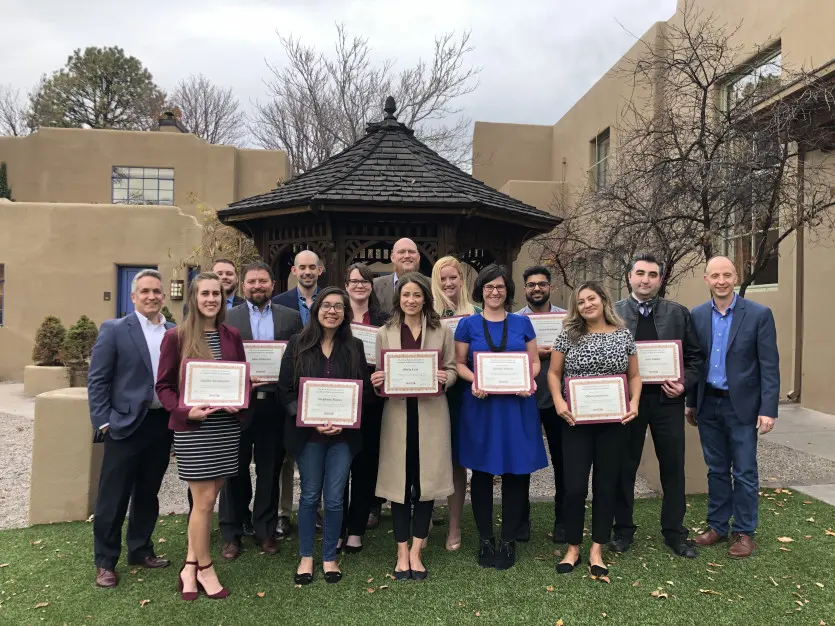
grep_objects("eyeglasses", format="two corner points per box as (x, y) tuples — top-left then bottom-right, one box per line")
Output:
(525, 281), (550, 289)
(346, 279), (371, 287)
(320, 303), (345, 312)
(483, 285), (507, 293)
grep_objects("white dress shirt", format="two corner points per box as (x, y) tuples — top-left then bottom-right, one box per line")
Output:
(135, 310), (167, 409)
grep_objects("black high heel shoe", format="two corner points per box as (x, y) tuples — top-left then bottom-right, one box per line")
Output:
(556, 554), (582, 574)
(589, 564), (610, 577)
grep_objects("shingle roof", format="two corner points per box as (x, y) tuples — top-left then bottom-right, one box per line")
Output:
(219, 97), (559, 229)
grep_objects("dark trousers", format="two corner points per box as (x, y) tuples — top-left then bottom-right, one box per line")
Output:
(93, 409), (172, 569)
(342, 407), (382, 537)
(522, 406), (566, 527)
(391, 399), (433, 543)
(613, 394), (687, 542)
(471, 471), (530, 542)
(562, 421), (625, 546)
(218, 394), (284, 541)
(697, 395), (759, 536)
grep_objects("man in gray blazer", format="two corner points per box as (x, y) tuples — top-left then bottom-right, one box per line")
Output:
(219, 261), (303, 559)
(373, 237), (422, 314)
(88, 269), (175, 588)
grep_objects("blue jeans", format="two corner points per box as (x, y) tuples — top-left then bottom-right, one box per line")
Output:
(296, 440), (352, 561)
(697, 396), (759, 536)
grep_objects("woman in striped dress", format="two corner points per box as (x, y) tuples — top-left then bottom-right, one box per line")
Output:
(156, 272), (250, 601)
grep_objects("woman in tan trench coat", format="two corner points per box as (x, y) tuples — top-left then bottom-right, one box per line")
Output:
(372, 273), (457, 581)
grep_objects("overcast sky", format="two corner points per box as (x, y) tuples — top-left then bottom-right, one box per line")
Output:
(2, 0), (677, 134)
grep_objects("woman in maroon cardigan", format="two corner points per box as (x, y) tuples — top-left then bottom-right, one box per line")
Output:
(156, 272), (250, 601)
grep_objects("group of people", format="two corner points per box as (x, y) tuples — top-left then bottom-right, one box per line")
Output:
(86, 237), (779, 600)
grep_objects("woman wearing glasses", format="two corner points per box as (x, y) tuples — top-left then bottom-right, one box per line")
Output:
(277, 287), (372, 585)
(340, 263), (389, 552)
(454, 264), (547, 571)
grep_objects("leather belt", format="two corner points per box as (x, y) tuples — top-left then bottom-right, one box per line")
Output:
(704, 384), (730, 398)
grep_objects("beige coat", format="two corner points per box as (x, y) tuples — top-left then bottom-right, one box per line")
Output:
(374, 317), (457, 504)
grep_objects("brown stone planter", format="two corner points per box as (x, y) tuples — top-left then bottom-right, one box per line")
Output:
(23, 365), (70, 397)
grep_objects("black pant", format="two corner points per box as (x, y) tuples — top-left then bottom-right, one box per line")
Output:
(391, 399), (434, 543)
(93, 409), (172, 569)
(614, 394), (687, 542)
(471, 471), (530, 542)
(218, 394), (284, 541)
(562, 420), (625, 546)
(521, 406), (566, 528)
(342, 405), (383, 537)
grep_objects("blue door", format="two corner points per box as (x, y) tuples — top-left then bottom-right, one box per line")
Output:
(117, 266), (157, 318)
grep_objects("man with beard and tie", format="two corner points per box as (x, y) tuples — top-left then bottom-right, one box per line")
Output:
(88, 269), (175, 587)
(219, 262), (302, 559)
(516, 266), (567, 544)
(272, 250), (324, 325)
(373, 238), (421, 315)
(610, 253), (703, 558)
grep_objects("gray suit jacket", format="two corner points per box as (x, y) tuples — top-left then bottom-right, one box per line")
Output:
(373, 274), (397, 315)
(225, 301), (303, 342)
(87, 313), (175, 439)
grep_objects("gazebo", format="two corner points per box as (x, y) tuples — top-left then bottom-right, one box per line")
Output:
(218, 97), (560, 290)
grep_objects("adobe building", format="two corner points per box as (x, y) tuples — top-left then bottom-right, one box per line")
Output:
(0, 120), (292, 380)
(472, 0), (835, 414)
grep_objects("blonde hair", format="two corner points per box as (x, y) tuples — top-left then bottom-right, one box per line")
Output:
(431, 256), (476, 316)
(563, 280), (624, 344)
(179, 272), (226, 362)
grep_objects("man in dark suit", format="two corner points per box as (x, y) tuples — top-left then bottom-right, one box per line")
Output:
(88, 269), (175, 588)
(373, 238), (421, 314)
(610, 253), (703, 558)
(219, 261), (303, 559)
(271, 250), (322, 324)
(687, 256), (779, 559)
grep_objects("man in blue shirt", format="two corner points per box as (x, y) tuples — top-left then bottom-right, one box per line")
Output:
(272, 250), (323, 325)
(686, 256), (779, 559)
(212, 258), (245, 309)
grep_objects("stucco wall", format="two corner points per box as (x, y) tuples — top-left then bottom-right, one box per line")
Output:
(472, 122), (553, 191)
(0, 202), (201, 380)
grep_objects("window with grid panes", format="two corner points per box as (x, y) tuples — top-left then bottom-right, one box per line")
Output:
(112, 167), (175, 205)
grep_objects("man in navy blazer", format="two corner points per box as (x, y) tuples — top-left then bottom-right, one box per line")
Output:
(686, 256), (779, 559)
(87, 269), (176, 588)
(271, 250), (323, 325)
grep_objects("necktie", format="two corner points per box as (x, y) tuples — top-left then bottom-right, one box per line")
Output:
(638, 302), (651, 317)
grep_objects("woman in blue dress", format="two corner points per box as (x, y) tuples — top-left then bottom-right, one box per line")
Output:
(454, 264), (547, 570)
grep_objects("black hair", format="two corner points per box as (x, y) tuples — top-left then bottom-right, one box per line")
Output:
(241, 261), (275, 282)
(344, 263), (383, 321)
(472, 263), (515, 306)
(628, 252), (664, 276)
(522, 265), (552, 283)
(386, 272), (441, 330)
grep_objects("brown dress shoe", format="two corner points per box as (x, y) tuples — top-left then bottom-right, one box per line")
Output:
(259, 537), (279, 554)
(129, 556), (171, 569)
(692, 529), (727, 546)
(728, 533), (757, 558)
(95, 567), (119, 588)
(221, 540), (242, 561)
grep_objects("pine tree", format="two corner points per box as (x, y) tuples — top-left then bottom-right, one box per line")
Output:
(32, 316), (66, 366)
(0, 162), (11, 200)
(62, 315), (99, 383)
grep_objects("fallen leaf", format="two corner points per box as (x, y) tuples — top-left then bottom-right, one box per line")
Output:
(795, 600), (804, 608)
(602, 613), (607, 617)
(825, 529), (835, 537)
(475, 612), (481, 617)
(139, 599), (150, 607)
(31, 540), (42, 545)
(651, 589), (669, 599)
(815, 582), (824, 589)
(367, 578), (374, 583)
(807, 518), (816, 523)
(379, 585), (389, 590)
(707, 562), (724, 568)
(632, 581), (640, 587)
(545, 585), (555, 592)
(129, 569), (139, 575)
(367, 588), (375, 594)
(699, 589), (722, 595)
(780, 547), (791, 552)
(0, 564), (8, 568)
(555, 621), (565, 626)
(805, 536), (813, 539)
(775, 488), (783, 494)
(157, 538), (167, 543)
(256, 592), (265, 598)
(707, 569), (718, 574)
(34, 602), (49, 609)
(769, 576), (778, 587)
(803, 501), (813, 504)
(819, 620), (826, 625)
(666, 580), (675, 586)
(777, 537), (794, 543)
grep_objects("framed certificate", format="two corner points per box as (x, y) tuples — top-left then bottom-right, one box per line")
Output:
(242, 340), (287, 382)
(473, 351), (534, 395)
(440, 315), (467, 336)
(296, 377), (363, 429)
(523, 312), (567, 348)
(564, 375), (629, 424)
(636, 340), (683, 384)
(350, 322), (380, 366)
(179, 359), (250, 409)
(380, 349), (442, 397)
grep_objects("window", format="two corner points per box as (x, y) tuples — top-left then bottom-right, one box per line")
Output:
(724, 205), (779, 286)
(725, 48), (782, 109)
(0, 264), (4, 326)
(589, 128), (610, 191)
(112, 167), (175, 205)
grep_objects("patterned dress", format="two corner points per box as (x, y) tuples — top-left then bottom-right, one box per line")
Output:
(173, 331), (241, 481)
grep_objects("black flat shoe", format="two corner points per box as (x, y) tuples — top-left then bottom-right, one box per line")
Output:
(608, 536), (632, 554)
(665, 537), (698, 558)
(556, 554), (581, 574)
(495, 540), (516, 571)
(589, 564), (609, 577)
(411, 568), (428, 581)
(478, 537), (496, 568)
(393, 564), (412, 581)
(294, 572), (314, 585)
(343, 544), (363, 554)
(323, 570), (343, 584)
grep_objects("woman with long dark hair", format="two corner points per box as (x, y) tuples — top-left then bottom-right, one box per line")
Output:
(339, 263), (389, 552)
(278, 286), (372, 585)
(156, 272), (249, 600)
(547, 281), (641, 578)
(371, 272), (457, 580)
(454, 264), (547, 571)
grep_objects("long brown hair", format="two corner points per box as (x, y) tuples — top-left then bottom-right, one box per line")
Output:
(563, 280), (624, 344)
(386, 272), (440, 330)
(179, 272), (226, 361)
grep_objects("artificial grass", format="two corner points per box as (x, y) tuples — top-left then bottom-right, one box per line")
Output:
(0, 493), (833, 625)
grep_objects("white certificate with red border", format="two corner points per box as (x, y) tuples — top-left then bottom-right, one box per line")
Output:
(350, 323), (380, 366)
(296, 377), (362, 429)
(242, 340), (287, 382)
(564, 375), (628, 424)
(524, 312), (567, 348)
(180, 360), (250, 408)
(473, 351), (534, 394)
(635, 340), (683, 384)
(440, 315), (467, 336)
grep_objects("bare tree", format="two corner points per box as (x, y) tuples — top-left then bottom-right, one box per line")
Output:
(251, 24), (480, 172)
(170, 74), (246, 146)
(181, 193), (261, 272)
(0, 84), (30, 136)
(535, 1), (835, 297)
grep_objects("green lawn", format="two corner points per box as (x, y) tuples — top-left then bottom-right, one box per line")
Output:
(0, 492), (833, 625)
